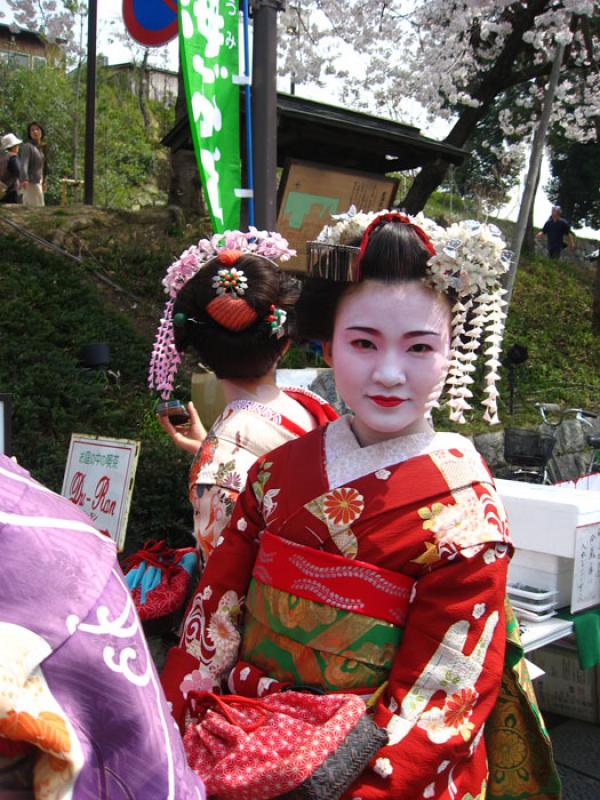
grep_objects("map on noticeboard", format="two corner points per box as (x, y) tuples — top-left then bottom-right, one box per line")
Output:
(276, 160), (399, 270)
(61, 434), (140, 552)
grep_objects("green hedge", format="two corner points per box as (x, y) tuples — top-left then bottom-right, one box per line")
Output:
(0, 237), (192, 555)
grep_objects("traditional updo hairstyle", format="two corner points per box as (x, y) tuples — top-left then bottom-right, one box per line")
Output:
(296, 217), (450, 342)
(173, 253), (299, 379)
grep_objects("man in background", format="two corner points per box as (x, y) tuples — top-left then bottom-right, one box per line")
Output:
(536, 205), (575, 258)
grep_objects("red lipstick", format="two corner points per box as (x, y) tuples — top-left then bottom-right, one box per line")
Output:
(369, 396), (404, 408)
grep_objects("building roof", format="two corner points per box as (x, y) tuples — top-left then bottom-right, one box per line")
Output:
(0, 22), (66, 47)
(105, 61), (178, 78)
(0, 22), (45, 46)
(162, 91), (467, 173)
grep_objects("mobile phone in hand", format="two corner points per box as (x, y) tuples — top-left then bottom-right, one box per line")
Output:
(157, 400), (190, 426)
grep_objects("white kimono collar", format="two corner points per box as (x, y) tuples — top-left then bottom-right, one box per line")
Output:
(324, 415), (477, 489)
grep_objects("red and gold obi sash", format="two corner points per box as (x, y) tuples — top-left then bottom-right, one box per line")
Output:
(239, 532), (415, 693)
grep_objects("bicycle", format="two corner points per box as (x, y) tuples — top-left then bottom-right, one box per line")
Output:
(497, 403), (599, 484)
(584, 429), (600, 474)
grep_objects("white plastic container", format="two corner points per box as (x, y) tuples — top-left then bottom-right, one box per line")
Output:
(496, 479), (600, 613)
(508, 551), (572, 608)
(507, 584), (559, 602)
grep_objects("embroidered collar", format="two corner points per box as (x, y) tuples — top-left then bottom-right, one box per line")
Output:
(324, 415), (476, 489)
(223, 399), (283, 425)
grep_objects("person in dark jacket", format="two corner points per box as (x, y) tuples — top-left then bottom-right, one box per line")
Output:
(20, 121), (47, 207)
(536, 205), (575, 258)
(0, 133), (22, 204)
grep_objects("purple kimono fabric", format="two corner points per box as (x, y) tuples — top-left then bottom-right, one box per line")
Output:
(0, 455), (206, 799)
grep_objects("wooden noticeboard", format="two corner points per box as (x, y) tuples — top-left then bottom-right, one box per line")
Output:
(277, 160), (399, 269)
(61, 434), (140, 551)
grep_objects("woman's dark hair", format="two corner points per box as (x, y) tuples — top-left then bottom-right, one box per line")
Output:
(27, 121), (45, 139)
(296, 220), (435, 342)
(173, 253), (299, 379)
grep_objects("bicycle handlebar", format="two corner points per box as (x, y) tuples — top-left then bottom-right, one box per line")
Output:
(535, 403), (598, 428)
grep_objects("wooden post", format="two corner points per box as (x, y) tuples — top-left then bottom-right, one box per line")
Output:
(504, 43), (565, 307)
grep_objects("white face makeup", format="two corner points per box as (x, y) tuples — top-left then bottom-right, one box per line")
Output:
(324, 280), (452, 447)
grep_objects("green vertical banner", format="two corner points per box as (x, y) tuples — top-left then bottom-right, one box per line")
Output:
(178, 0), (241, 232)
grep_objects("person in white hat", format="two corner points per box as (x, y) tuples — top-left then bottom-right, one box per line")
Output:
(0, 133), (23, 204)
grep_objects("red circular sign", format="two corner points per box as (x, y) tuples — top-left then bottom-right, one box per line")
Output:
(123, 0), (179, 47)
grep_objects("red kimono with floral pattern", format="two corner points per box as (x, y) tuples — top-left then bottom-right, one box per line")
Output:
(161, 416), (512, 800)
(188, 388), (338, 565)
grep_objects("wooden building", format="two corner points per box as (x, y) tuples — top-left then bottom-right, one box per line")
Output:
(162, 92), (468, 215)
(0, 23), (62, 69)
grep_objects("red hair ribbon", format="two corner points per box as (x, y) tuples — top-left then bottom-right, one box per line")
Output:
(357, 212), (436, 271)
(217, 249), (244, 266)
(206, 295), (258, 331)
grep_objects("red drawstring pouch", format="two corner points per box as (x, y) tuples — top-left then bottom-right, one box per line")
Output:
(123, 540), (197, 634)
(183, 690), (388, 800)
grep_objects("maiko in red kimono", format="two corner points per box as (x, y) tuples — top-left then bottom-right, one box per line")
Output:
(162, 416), (558, 800)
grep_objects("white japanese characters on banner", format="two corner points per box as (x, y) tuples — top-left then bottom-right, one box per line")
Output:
(179, 0), (241, 231)
(61, 434), (140, 551)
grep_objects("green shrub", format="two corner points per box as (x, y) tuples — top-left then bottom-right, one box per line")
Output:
(0, 237), (192, 555)
(0, 61), (175, 209)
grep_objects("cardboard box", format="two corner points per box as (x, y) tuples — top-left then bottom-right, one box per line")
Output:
(497, 480), (600, 613)
(527, 643), (599, 723)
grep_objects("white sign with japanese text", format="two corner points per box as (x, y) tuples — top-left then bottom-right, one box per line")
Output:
(61, 434), (140, 551)
(572, 522), (600, 613)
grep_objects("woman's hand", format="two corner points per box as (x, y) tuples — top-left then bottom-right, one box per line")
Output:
(157, 402), (208, 455)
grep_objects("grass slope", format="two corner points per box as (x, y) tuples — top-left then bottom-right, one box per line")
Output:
(500, 256), (600, 422)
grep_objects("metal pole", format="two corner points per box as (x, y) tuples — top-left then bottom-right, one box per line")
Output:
(251, 0), (283, 230)
(84, 0), (98, 205)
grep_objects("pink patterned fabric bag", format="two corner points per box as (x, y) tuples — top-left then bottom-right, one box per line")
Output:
(183, 690), (388, 800)
(123, 540), (197, 634)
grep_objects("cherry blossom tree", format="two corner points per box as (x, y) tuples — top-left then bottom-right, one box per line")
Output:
(6, 1), (598, 219)
(1, 0), (83, 56)
(278, 0), (599, 213)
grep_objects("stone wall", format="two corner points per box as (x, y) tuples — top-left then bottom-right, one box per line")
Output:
(474, 417), (600, 482)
